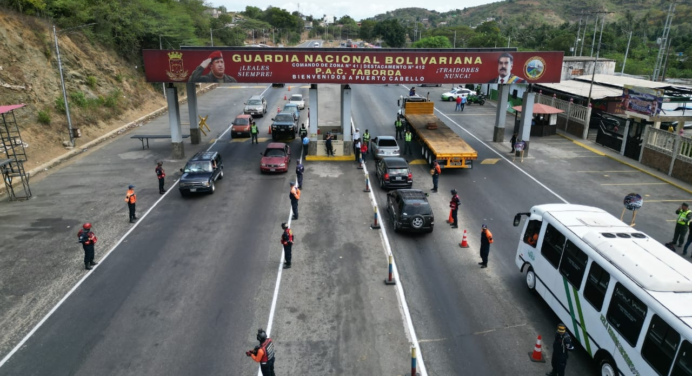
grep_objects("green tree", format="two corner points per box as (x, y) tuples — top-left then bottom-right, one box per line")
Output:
(374, 19), (406, 47)
(412, 36), (452, 48)
(243, 6), (263, 20)
(337, 15), (357, 25)
(360, 20), (377, 41)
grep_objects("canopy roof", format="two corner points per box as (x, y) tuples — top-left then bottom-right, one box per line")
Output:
(512, 103), (564, 114)
(0, 104), (25, 115)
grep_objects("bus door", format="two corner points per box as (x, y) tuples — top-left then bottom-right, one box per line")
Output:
(536, 223), (567, 307)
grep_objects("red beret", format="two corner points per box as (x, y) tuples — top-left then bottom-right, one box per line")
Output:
(209, 51), (223, 60)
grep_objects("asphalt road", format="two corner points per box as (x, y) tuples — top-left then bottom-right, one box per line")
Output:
(351, 83), (599, 375)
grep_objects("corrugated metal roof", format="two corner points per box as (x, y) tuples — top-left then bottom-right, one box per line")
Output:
(574, 74), (691, 90)
(537, 80), (622, 100)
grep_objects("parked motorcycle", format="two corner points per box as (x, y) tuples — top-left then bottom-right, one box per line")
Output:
(467, 94), (486, 105)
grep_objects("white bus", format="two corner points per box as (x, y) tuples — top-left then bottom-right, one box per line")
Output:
(513, 204), (692, 376)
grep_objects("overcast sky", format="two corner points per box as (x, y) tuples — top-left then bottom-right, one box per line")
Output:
(213, 0), (499, 22)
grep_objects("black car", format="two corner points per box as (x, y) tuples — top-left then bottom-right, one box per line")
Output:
(271, 112), (296, 141)
(178, 151), (223, 196)
(386, 189), (434, 233)
(376, 157), (412, 189)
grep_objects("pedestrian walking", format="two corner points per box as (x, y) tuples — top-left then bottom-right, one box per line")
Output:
(280, 222), (294, 269)
(430, 160), (441, 192)
(155, 161), (166, 194)
(250, 121), (259, 144)
(404, 129), (413, 155)
(510, 132), (518, 153)
(362, 129), (371, 154)
(449, 189), (460, 228)
(683, 217), (692, 256)
(325, 133), (334, 156)
(77, 223), (98, 270)
(302, 135), (309, 158)
(360, 140), (368, 161)
(246, 328), (276, 375)
(545, 323), (574, 376)
(672, 203), (691, 247)
(395, 116), (404, 140)
(296, 162), (304, 189)
(455, 96), (462, 111)
(479, 224), (493, 268)
(289, 181), (300, 220)
(354, 139), (362, 164)
(125, 185), (137, 223)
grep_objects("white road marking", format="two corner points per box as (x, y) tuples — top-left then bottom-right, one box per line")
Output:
(0, 87), (251, 369)
(353, 119), (428, 375)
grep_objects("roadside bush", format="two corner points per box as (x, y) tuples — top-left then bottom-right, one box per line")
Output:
(54, 96), (65, 113)
(70, 91), (88, 108)
(86, 76), (97, 89)
(37, 110), (51, 125)
(103, 89), (122, 108)
(115, 74), (123, 83)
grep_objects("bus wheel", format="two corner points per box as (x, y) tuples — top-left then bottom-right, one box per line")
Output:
(598, 356), (618, 376)
(526, 267), (536, 291)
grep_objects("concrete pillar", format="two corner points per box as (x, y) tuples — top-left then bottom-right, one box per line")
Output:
(493, 84), (510, 142)
(517, 91), (536, 157)
(654, 121), (661, 129)
(341, 84), (353, 155)
(309, 84), (318, 140)
(166, 84), (184, 159)
(639, 124), (649, 163)
(187, 83), (200, 144)
(669, 134), (682, 176)
(620, 120), (631, 156)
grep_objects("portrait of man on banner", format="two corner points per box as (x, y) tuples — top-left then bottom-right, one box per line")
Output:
(189, 51), (238, 83)
(489, 52), (526, 84)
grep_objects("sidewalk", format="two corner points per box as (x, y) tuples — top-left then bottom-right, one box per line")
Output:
(0, 86), (233, 358)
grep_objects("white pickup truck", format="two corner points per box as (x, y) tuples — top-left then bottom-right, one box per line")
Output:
(289, 94), (305, 110)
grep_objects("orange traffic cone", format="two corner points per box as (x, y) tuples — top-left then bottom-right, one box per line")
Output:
(528, 335), (546, 363)
(268, 126), (272, 134)
(288, 86), (291, 91)
(284, 94), (287, 100)
(459, 229), (469, 248)
(447, 209), (453, 224)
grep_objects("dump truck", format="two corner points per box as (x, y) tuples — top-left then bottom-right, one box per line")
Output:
(397, 95), (477, 168)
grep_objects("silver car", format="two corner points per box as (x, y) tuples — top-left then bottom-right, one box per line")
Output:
(371, 136), (400, 160)
(244, 95), (267, 117)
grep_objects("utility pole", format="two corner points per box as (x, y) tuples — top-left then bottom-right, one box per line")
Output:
(590, 15), (598, 57)
(454, 30), (456, 48)
(573, 15), (583, 56)
(587, 13), (608, 108)
(661, 33), (675, 81)
(653, 1), (677, 81)
(580, 16), (588, 56)
(622, 30), (633, 74)
(160, 35), (166, 99)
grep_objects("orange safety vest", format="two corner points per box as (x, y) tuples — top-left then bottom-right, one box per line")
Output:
(484, 229), (494, 244)
(291, 187), (301, 200)
(125, 190), (137, 204)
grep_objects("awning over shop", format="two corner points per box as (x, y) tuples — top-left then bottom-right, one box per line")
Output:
(512, 103), (564, 114)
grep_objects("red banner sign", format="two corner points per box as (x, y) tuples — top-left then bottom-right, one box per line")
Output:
(142, 49), (563, 84)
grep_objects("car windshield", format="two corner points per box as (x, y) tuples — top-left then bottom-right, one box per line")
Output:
(184, 161), (212, 173)
(264, 149), (285, 157)
(248, 100), (261, 105)
(284, 104), (296, 110)
(275, 115), (293, 122)
(378, 139), (398, 147)
(403, 202), (432, 215)
(234, 118), (249, 125)
(388, 168), (408, 175)
(290, 95), (302, 101)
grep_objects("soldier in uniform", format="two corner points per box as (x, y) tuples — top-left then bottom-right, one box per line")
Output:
(155, 161), (166, 194)
(546, 323), (575, 376)
(77, 223), (98, 270)
(280, 223), (294, 269)
(189, 51), (238, 83)
(246, 328), (276, 376)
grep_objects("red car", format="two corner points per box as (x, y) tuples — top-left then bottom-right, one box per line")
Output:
(260, 143), (291, 173)
(231, 114), (255, 137)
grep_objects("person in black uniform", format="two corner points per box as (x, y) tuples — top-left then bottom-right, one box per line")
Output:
(77, 223), (98, 270)
(546, 323), (575, 376)
(155, 162), (166, 194)
(289, 181), (299, 220)
(296, 162), (305, 189)
(280, 223), (294, 269)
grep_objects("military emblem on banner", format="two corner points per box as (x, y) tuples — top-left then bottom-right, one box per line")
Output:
(524, 56), (546, 80)
(166, 52), (188, 81)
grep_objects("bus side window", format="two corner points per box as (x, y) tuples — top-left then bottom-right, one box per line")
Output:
(559, 240), (588, 289)
(641, 314), (681, 376)
(523, 219), (541, 248)
(606, 283), (648, 347)
(583, 261), (610, 311)
(671, 340), (691, 376)
(541, 224), (565, 269)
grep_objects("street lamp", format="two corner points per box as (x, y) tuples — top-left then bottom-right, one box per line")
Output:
(53, 23), (96, 148)
(210, 25), (230, 47)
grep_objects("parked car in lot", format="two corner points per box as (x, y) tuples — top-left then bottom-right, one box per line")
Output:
(441, 88), (476, 101)
(386, 189), (434, 233)
(289, 94), (305, 110)
(375, 157), (412, 189)
(271, 112), (297, 140)
(178, 151), (223, 196)
(419, 83), (442, 87)
(244, 95), (267, 117)
(231, 114), (255, 137)
(283, 103), (300, 121)
(260, 143), (291, 173)
(371, 136), (400, 160)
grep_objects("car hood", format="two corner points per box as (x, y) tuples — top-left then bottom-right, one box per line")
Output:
(245, 105), (263, 109)
(180, 172), (212, 182)
(272, 121), (294, 126)
(232, 124), (250, 129)
(261, 157), (286, 164)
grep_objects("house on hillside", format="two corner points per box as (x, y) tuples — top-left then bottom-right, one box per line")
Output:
(204, 8), (222, 18)
(305, 21), (313, 30)
(323, 15), (335, 24)
(561, 56), (616, 81)
(438, 22), (447, 26)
